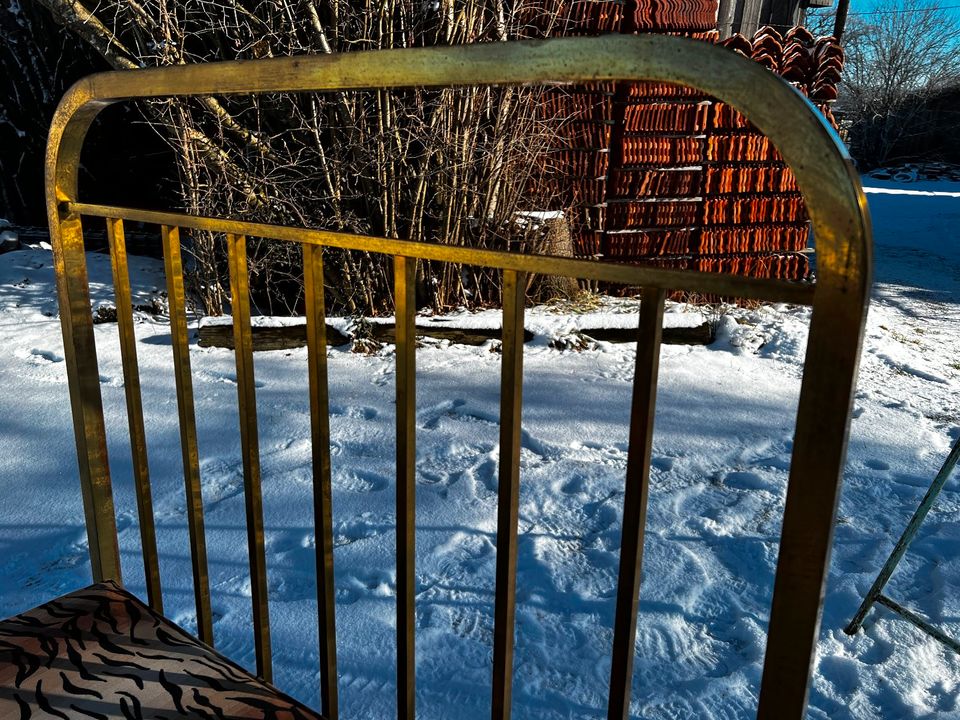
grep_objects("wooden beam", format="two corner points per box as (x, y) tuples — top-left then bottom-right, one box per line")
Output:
(717, 0), (737, 38)
(834, 0), (850, 39)
(762, 0), (804, 31)
(738, 0), (765, 37)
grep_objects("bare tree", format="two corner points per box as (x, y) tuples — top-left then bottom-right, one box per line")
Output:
(31, 0), (571, 316)
(809, 0), (960, 167)
(1, 4), (170, 226)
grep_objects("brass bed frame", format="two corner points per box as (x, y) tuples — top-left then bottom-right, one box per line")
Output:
(43, 34), (871, 719)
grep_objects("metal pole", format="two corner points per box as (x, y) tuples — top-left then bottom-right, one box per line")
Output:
(845, 435), (960, 635)
(874, 596), (960, 654)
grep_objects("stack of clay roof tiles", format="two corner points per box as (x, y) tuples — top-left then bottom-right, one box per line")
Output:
(698, 26), (843, 279)
(529, 6), (845, 286)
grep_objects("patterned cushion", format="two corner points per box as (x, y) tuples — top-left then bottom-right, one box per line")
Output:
(0, 581), (322, 719)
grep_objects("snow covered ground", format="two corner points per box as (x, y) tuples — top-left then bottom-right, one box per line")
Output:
(1, 179), (960, 718)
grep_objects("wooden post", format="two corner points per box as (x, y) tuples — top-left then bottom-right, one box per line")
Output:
(738, 0), (764, 37)
(717, 0), (737, 38)
(834, 0), (851, 39)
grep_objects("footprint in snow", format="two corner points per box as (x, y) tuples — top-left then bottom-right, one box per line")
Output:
(417, 441), (496, 499)
(559, 475), (586, 495)
(818, 655), (861, 696)
(265, 528), (313, 555)
(20, 515), (129, 590)
(334, 468), (389, 493)
(197, 460), (244, 508)
(467, 455), (499, 499)
(722, 470), (770, 490)
(864, 458), (891, 472)
(330, 404), (379, 420)
(419, 398), (467, 430)
(425, 606), (492, 659)
(332, 513), (389, 547)
(23, 540), (88, 588)
(858, 637), (895, 666)
(566, 440), (629, 467)
(342, 569), (395, 599)
(652, 456), (677, 472)
(928, 681), (959, 713)
(371, 365), (393, 387)
(419, 399), (563, 461)
(583, 494), (620, 538)
(430, 531), (494, 584)
(336, 587), (359, 605)
(634, 621), (728, 680)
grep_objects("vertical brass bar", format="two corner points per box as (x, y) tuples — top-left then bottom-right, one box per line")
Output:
(757, 288), (870, 718)
(106, 217), (162, 612)
(607, 287), (665, 720)
(226, 233), (272, 682)
(161, 224), (214, 646)
(491, 269), (527, 720)
(52, 209), (121, 584)
(303, 243), (339, 719)
(394, 255), (417, 720)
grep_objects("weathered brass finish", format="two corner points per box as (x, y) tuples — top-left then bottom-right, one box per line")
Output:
(491, 270), (527, 720)
(160, 225), (214, 646)
(608, 287), (665, 720)
(226, 234), (273, 681)
(303, 243), (340, 718)
(46, 34), (872, 720)
(48, 133), (121, 586)
(394, 256), (417, 720)
(105, 218), (163, 613)
(71, 203), (815, 306)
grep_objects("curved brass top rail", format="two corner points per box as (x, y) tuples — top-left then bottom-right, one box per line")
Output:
(49, 35), (870, 292)
(45, 34), (872, 720)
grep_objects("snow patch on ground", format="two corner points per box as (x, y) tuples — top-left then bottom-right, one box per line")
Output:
(1, 181), (960, 718)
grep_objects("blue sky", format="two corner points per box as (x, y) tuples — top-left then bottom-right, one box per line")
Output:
(805, 0), (960, 30)
(844, 0), (960, 21)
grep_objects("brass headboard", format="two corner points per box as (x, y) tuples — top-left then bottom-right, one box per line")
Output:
(46, 34), (871, 720)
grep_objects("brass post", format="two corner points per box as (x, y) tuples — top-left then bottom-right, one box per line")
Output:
(491, 269), (527, 720)
(106, 217), (162, 610)
(303, 243), (340, 718)
(607, 287), (665, 720)
(161, 225), (214, 645)
(394, 255), (417, 720)
(227, 233), (273, 681)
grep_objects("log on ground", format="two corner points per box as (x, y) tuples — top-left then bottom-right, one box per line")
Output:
(197, 320), (712, 351)
(198, 323), (351, 350)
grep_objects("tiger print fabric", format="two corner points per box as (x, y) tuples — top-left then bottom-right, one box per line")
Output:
(0, 581), (323, 719)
